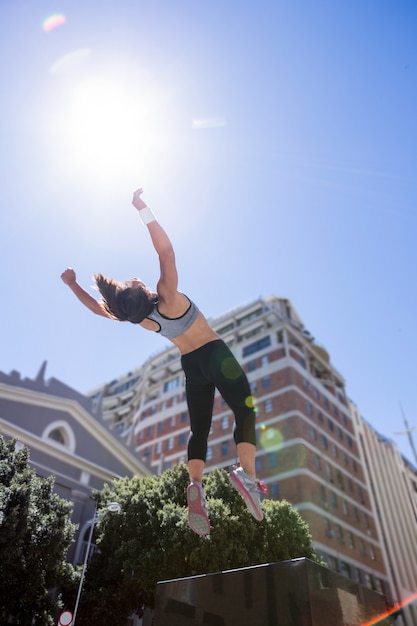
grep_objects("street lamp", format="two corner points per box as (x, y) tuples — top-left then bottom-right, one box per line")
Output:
(72, 502), (121, 625)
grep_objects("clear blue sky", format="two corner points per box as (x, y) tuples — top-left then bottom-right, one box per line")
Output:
(1, 1), (416, 463)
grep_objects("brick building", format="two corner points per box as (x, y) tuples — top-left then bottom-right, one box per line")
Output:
(88, 295), (390, 598)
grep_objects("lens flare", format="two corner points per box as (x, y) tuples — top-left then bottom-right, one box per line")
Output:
(245, 395), (256, 409)
(361, 591), (417, 625)
(43, 14), (66, 32)
(220, 357), (242, 380)
(50, 49), (91, 76)
(259, 427), (284, 449)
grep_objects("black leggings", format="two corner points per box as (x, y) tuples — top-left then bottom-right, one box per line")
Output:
(181, 339), (256, 462)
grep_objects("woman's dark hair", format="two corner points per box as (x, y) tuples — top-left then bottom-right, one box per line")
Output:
(94, 274), (157, 324)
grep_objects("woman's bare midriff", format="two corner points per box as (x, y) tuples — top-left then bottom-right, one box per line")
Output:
(140, 311), (220, 354)
(171, 313), (221, 354)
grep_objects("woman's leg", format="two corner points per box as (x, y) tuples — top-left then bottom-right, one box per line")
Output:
(236, 442), (256, 478)
(185, 379), (215, 486)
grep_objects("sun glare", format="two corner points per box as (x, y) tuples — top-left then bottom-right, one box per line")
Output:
(51, 73), (175, 189)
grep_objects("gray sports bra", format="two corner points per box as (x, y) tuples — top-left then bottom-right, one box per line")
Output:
(146, 295), (200, 339)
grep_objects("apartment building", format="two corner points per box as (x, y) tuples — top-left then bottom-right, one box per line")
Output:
(88, 295), (392, 600)
(351, 403), (417, 626)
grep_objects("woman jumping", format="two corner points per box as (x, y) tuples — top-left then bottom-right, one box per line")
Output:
(61, 188), (265, 536)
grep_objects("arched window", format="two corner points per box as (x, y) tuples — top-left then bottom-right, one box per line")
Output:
(43, 421), (76, 453)
(48, 428), (66, 445)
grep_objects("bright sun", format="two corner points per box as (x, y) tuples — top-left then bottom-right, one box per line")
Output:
(48, 70), (175, 189)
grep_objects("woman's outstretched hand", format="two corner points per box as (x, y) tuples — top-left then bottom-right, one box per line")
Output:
(132, 188), (147, 211)
(61, 267), (76, 285)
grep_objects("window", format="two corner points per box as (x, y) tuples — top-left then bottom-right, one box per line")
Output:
(306, 401), (313, 416)
(330, 492), (338, 509)
(327, 418), (334, 432)
(48, 428), (66, 445)
(155, 441), (162, 454)
(181, 412), (188, 423)
(221, 441), (229, 455)
(348, 532), (355, 550)
(335, 525), (344, 543)
(267, 453), (278, 468)
(264, 399), (273, 413)
(178, 433), (186, 446)
(339, 562), (351, 579)
(43, 421), (75, 453)
(261, 355), (269, 367)
(206, 447), (213, 461)
(326, 463), (333, 482)
(310, 427), (317, 441)
(325, 519), (333, 537)
(314, 454), (321, 470)
(248, 360), (257, 372)
(242, 336), (271, 357)
(250, 381), (257, 392)
(342, 499), (349, 516)
(269, 483), (280, 498)
(321, 434), (328, 449)
(163, 377), (180, 392)
(221, 415), (230, 430)
(167, 437), (174, 450)
(262, 376), (270, 389)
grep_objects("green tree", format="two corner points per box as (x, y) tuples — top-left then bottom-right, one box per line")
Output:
(0, 436), (76, 625)
(76, 464), (318, 625)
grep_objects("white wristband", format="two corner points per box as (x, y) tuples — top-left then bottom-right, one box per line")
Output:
(138, 205), (156, 225)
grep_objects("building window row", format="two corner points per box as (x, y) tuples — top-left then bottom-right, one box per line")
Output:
(310, 426), (357, 472)
(323, 519), (375, 559)
(307, 401), (354, 452)
(242, 335), (271, 357)
(319, 552), (383, 594)
(303, 377), (349, 422)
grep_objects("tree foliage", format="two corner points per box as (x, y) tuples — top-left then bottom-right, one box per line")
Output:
(76, 464), (318, 625)
(0, 436), (76, 625)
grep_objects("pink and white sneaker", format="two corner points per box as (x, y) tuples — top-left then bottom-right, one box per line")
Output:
(187, 481), (210, 536)
(229, 467), (267, 521)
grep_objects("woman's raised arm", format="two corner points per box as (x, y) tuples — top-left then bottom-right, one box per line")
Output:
(61, 268), (110, 318)
(132, 189), (178, 303)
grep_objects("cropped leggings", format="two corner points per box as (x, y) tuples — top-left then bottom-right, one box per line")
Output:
(181, 339), (256, 462)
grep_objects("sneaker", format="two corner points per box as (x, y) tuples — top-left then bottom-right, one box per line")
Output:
(229, 467), (267, 521)
(187, 482), (210, 536)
